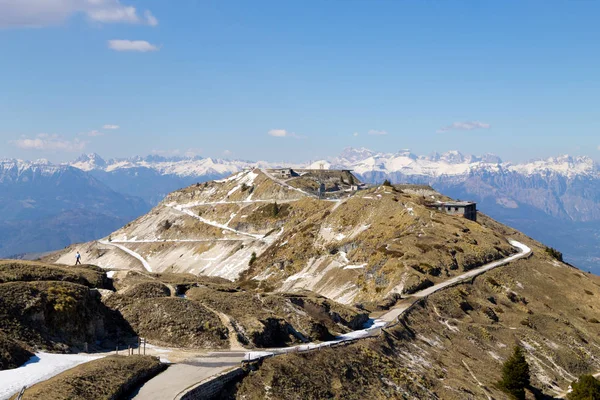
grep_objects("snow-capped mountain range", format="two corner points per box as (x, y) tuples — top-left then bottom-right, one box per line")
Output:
(312, 147), (597, 179)
(62, 147), (599, 181)
(2, 148), (600, 271)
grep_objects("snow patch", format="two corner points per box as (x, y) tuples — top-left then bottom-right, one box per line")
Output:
(0, 352), (103, 399)
(343, 263), (367, 270)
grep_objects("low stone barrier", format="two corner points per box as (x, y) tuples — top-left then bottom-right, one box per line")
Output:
(177, 367), (245, 400)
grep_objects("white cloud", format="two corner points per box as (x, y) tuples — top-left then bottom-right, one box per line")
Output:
(87, 130), (103, 137)
(268, 129), (288, 137)
(10, 133), (87, 151)
(367, 129), (388, 136)
(86, 5), (138, 24)
(267, 129), (304, 139)
(108, 40), (158, 52)
(144, 10), (158, 27)
(102, 124), (119, 130)
(353, 132), (359, 137)
(436, 121), (491, 133)
(0, 0), (158, 28)
(223, 150), (232, 156)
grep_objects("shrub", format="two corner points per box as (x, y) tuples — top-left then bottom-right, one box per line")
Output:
(48, 285), (77, 313)
(483, 307), (499, 322)
(162, 219), (172, 230)
(249, 252), (257, 266)
(568, 375), (600, 400)
(545, 246), (563, 262)
(487, 277), (500, 287)
(271, 202), (280, 217)
(382, 179), (392, 187)
(497, 346), (530, 400)
(588, 318), (599, 324)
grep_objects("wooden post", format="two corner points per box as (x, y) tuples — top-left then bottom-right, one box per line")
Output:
(115, 346), (118, 355)
(138, 338), (141, 355)
(128, 345), (131, 356)
(84, 342), (88, 353)
(143, 338), (146, 355)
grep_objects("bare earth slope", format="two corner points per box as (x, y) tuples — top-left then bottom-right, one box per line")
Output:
(48, 170), (517, 307)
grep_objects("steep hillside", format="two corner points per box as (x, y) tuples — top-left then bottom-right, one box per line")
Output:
(103, 265), (368, 349)
(0, 261), (133, 369)
(50, 169), (518, 307)
(235, 239), (600, 399)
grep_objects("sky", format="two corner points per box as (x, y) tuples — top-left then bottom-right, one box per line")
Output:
(1, 0), (599, 164)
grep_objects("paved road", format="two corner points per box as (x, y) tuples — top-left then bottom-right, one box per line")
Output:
(380, 240), (531, 322)
(129, 352), (245, 400)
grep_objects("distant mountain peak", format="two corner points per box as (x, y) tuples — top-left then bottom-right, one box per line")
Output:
(71, 153), (107, 170)
(336, 147), (378, 164)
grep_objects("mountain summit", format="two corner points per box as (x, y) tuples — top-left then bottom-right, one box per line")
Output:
(50, 168), (518, 305)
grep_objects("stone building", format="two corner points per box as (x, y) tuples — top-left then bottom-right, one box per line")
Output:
(273, 168), (294, 178)
(428, 201), (477, 222)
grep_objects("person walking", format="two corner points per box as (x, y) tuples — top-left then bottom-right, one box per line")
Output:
(75, 251), (82, 265)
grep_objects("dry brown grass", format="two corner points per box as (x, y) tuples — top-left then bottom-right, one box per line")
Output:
(0, 331), (33, 370)
(238, 254), (600, 399)
(186, 287), (367, 348)
(0, 260), (108, 288)
(103, 294), (228, 349)
(0, 280), (134, 354)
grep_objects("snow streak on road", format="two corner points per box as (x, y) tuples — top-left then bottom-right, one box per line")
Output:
(169, 204), (265, 241)
(99, 240), (152, 272)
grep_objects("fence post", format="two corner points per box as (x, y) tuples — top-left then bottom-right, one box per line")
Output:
(143, 338), (146, 355)
(138, 338), (141, 355)
(115, 346), (118, 355)
(17, 386), (26, 400)
(84, 342), (88, 353)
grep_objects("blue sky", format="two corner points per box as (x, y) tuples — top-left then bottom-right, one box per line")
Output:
(1, 0), (599, 163)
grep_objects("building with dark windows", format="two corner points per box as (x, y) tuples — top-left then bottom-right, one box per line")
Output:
(427, 201), (477, 222)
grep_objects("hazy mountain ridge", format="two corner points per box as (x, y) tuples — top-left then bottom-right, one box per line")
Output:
(0, 159), (151, 257)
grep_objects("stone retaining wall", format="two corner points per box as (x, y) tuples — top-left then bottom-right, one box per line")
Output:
(178, 367), (245, 400)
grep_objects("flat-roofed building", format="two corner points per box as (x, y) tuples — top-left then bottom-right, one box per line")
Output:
(427, 201), (477, 222)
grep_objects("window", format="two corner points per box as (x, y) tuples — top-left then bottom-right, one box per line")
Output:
(455, 207), (459, 211)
